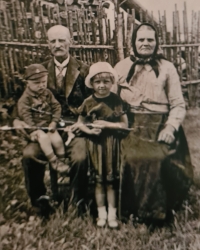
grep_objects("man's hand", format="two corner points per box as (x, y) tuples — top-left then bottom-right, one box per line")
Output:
(48, 121), (57, 133)
(13, 119), (31, 140)
(158, 124), (175, 144)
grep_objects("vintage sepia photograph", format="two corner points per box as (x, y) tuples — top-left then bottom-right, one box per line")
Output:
(0, 0), (200, 249)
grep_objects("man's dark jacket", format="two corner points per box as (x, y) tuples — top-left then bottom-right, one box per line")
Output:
(42, 56), (90, 120)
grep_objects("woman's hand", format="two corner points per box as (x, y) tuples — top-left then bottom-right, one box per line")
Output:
(92, 120), (111, 129)
(13, 119), (31, 140)
(158, 124), (175, 144)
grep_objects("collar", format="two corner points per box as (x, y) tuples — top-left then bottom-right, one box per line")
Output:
(54, 55), (70, 68)
(135, 64), (153, 73)
(25, 87), (48, 98)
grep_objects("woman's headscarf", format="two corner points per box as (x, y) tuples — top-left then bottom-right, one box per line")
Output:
(126, 23), (166, 82)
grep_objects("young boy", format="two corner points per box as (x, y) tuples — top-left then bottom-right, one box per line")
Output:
(78, 62), (128, 228)
(17, 64), (69, 173)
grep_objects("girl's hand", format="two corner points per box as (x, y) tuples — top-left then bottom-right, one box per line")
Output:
(65, 122), (83, 136)
(90, 128), (102, 135)
(92, 120), (110, 129)
(158, 124), (175, 144)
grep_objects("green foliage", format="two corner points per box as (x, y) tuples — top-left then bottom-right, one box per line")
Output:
(0, 109), (200, 250)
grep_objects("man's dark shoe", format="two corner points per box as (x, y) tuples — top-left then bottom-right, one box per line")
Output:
(36, 195), (55, 218)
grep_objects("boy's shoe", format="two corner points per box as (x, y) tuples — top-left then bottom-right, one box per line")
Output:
(97, 218), (106, 227)
(50, 159), (70, 174)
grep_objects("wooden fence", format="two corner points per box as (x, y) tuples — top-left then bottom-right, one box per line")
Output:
(0, 0), (200, 107)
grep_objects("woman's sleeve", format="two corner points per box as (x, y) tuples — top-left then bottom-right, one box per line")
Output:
(165, 63), (186, 130)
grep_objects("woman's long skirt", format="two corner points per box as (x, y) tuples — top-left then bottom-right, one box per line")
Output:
(119, 113), (193, 221)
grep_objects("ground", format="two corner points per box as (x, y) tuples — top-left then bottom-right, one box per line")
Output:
(0, 108), (200, 250)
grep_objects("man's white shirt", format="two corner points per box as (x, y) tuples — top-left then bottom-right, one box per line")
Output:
(54, 56), (70, 77)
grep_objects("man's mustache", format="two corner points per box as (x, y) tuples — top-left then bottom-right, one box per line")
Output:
(54, 48), (63, 51)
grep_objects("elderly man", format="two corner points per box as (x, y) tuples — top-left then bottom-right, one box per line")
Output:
(14, 25), (90, 217)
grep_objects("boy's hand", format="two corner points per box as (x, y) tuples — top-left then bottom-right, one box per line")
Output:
(48, 121), (57, 132)
(13, 119), (31, 140)
(158, 124), (175, 144)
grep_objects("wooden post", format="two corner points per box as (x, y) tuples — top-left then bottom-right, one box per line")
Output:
(6, 8), (14, 41)
(55, 4), (61, 25)
(81, 7), (87, 45)
(139, 8), (143, 23)
(68, 11), (73, 41)
(77, 9), (84, 45)
(64, 0), (69, 28)
(116, 13), (124, 61)
(89, 6), (96, 45)
(3, 3), (10, 41)
(0, 49), (8, 97)
(125, 9), (134, 57)
(97, 4), (104, 45)
(47, 5), (52, 27)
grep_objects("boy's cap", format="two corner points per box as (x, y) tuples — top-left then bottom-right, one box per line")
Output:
(85, 62), (118, 88)
(25, 64), (48, 80)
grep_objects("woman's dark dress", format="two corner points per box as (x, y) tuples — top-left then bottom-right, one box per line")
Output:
(120, 113), (193, 220)
(114, 57), (194, 221)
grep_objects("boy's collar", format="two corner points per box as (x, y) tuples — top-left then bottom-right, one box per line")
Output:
(25, 87), (48, 98)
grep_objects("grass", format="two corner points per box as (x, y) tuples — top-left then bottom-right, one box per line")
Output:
(0, 108), (200, 250)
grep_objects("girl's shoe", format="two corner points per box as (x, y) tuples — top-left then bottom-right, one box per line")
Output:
(97, 206), (107, 227)
(108, 206), (118, 229)
(97, 218), (106, 227)
(108, 219), (118, 229)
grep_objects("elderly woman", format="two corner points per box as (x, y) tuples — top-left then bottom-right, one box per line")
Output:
(114, 23), (193, 222)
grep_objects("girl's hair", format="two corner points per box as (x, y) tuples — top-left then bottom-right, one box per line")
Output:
(90, 72), (115, 84)
(131, 22), (159, 58)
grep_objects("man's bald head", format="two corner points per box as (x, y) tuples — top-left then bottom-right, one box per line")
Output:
(47, 25), (71, 41)
(47, 25), (71, 62)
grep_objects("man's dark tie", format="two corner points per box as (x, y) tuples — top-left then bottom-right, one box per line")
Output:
(56, 66), (65, 93)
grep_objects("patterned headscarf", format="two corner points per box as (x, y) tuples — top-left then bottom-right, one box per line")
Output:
(126, 23), (166, 82)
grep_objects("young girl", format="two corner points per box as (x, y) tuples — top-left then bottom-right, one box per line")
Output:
(78, 62), (128, 228)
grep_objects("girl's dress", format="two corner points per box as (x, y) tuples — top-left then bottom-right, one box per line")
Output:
(79, 92), (125, 183)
